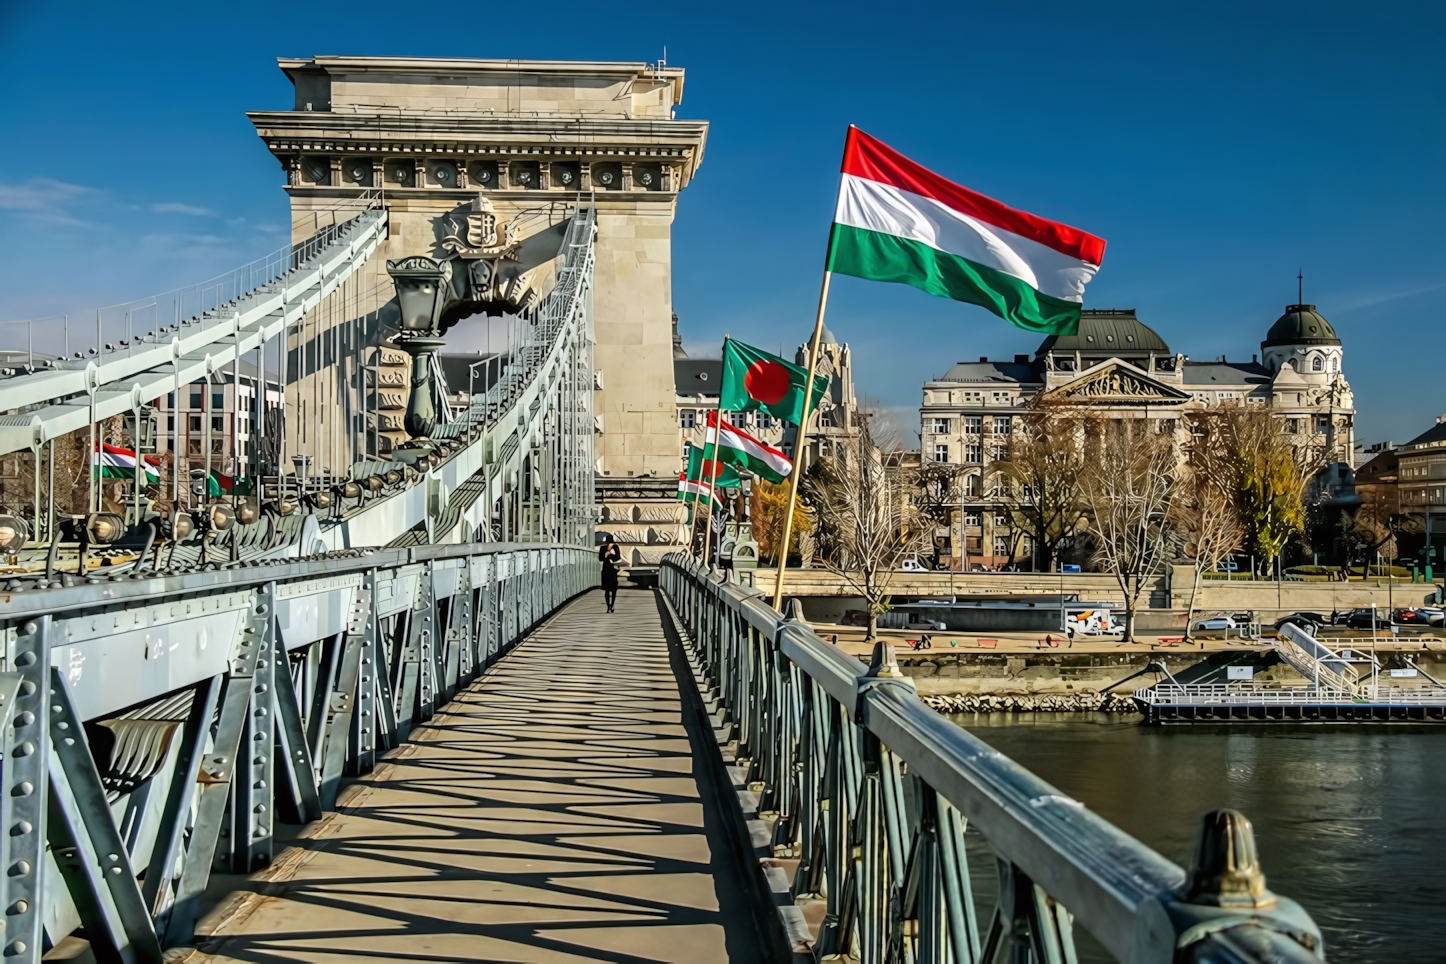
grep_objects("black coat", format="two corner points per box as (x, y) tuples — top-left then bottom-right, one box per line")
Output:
(599, 545), (622, 590)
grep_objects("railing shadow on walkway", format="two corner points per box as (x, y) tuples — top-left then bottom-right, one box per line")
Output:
(184, 587), (788, 964)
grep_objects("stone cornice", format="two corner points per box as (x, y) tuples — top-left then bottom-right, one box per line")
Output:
(248, 112), (707, 147)
(284, 186), (682, 206)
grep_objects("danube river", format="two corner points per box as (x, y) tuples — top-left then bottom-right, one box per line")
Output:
(960, 714), (1446, 962)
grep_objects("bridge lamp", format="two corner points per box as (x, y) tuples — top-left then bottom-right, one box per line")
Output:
(235, 501), (260, 526)
(0, 515), (29, 554)
(85, 513), (127, 544)
(206, 504), (236, 532)
(161, 510), (193, 541)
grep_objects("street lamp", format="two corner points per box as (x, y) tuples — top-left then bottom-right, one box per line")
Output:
(387, 256), (454, 462)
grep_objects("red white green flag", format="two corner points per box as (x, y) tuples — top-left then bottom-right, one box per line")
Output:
(705, 411), (793, 483)
(676, 472), (720, 507)
(95, 443), (160, 481)
(826, 127), (1106, 335)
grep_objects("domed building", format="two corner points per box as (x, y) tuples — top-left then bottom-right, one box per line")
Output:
(919, 305), (1355, 570)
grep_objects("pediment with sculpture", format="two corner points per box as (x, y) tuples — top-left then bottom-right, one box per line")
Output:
(1044, 361), (1191, 405)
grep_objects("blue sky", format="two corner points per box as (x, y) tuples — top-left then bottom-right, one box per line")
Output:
(1, 1), (1441, 445)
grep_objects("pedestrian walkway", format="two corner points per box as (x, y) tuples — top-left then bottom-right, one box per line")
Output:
(187, 588), (778, 963)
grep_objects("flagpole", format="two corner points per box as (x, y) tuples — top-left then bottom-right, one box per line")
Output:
(683, 437), (707, 560)
(702, 410), (728, 567)
(772, 269), (833, 611)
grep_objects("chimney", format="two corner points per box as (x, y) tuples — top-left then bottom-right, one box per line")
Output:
(979, 356), (988, 363)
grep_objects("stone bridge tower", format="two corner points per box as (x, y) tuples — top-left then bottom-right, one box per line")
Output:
(248, 56), (707, 505)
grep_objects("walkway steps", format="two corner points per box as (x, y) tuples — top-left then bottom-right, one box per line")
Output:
(185, 588), (781, 963)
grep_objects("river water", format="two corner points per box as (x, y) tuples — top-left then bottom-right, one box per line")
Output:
(958, 714), (1446, 962)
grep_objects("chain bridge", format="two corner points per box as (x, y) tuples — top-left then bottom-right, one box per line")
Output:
(0, 56), (1327, 964)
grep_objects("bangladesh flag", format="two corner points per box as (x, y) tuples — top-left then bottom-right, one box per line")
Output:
(826, 127), (1106, 335)
(208, 470), (253, 497)
(719, 339), (830, 426)
(687, 444), (742, 489)
(705, 412), (792, 483)
(95, 443), (160, 482)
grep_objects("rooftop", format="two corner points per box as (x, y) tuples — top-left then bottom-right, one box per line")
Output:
(1035, 309), (1170, 356)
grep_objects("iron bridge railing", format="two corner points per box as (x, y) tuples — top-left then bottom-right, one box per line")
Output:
(0, 540), (596, 962)
(660, 556), (1327, 964)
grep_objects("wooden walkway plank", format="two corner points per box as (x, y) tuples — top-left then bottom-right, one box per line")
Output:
(185, 588), (779, 964)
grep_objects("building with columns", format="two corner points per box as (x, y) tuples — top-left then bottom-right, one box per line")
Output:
(919, 305), (1356, 570)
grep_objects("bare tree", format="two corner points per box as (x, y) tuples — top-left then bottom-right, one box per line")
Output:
(1170, 460), (1245, 639)
(808, 419), (931, 639)
(1080, 418), (1178, 641)
(915, 461), (961, 566)
(998, 400), (1089, 571)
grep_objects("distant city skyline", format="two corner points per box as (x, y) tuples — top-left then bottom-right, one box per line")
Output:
(1, 1), (1441, 447)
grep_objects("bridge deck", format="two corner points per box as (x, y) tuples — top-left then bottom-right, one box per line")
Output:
(189, 588), (775, 963)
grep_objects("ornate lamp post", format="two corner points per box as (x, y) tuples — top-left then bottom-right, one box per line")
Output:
(387, 256), (453, 461)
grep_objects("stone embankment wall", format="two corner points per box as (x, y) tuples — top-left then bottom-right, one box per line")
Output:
(746, 565), (1436, 616)
(922, 692), (1138, 714)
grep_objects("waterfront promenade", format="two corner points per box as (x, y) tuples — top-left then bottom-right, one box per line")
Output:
(183, 589), (779, 963)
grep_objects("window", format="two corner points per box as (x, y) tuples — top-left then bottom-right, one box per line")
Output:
(1331, 356), (1339, 372)
(819, 410), (834, 427)
(965, 443), (982, 463)
(964, 511), (981, 527)
(964, 474), (981, 497)
(994, 512), (1009, 527)
(189, 390), (202, 409)
(1285, 418), (1301, 434)
(167, 391), (176, 408)
(991, 475), (1011, 498)
(166, 416), (175, 431)
(931, 418), (951, 434)
(989, 442), (1007, 461)
(211, 416), (224, 433)
(188, 415), (201, 432)
(734, 412), (749, 428)
(1311, 355), (1323, 372)
(757, 412), (774, 429)
(964, 416), (982, 435)
(992, 392), (1009, 403)
(934, 444), (950, 462)
(679, 409), (696, 429)
(993, 416), (1012, 435)
(1315, 415), (1331, 434)
(1157, 418), (1176, 434)
(993, 536), (1010, 557)
(212, 391), (224, 410)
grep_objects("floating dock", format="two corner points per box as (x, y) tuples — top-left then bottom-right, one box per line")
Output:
(1134, 623), (1446, 723)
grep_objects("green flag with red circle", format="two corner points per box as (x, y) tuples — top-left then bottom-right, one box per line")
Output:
(719, 338), (830, 426)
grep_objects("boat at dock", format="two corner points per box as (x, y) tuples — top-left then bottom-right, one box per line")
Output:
(1134, 623), (1446, 723)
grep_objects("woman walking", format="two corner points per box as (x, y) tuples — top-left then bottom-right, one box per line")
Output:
(599, 539), (622, 613)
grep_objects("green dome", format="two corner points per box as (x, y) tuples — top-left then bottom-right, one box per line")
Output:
(1262, 304), (1340, 349)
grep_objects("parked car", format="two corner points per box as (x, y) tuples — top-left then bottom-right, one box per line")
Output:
(1274, 612), (1326, 633)
(1195, 615), (1238, 632)
(898, 557), (928, 572)
(903, 616), (946, 631)
(1345, 608), (1392, 630)
(1393, 607), (1445, 626)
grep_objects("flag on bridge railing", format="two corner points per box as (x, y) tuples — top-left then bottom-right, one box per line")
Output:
(94, 443), (160, 482)
(704, 411), (792, 483)
(719, 338), (829, 426)
(687, 443), (742, 489)
(676, 473), (720, 507)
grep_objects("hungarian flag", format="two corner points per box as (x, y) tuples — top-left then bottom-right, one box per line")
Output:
(719, 338), (830, 426)
(705, 412), (792, 483)
(676, 472), (720, 507)
(687, 444), (742, 489)
(95, 443), (160, 482)
(826, 127), (1106, 335)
